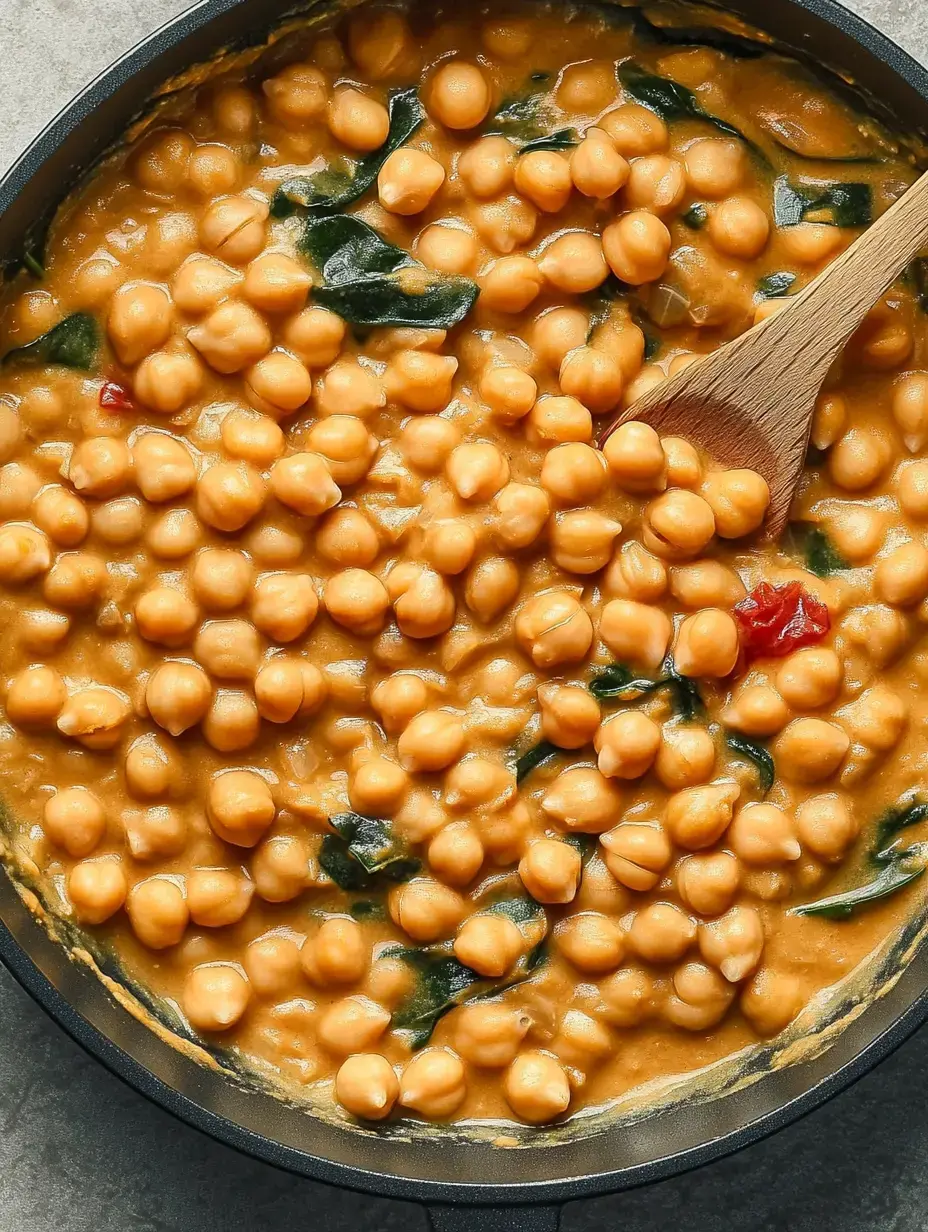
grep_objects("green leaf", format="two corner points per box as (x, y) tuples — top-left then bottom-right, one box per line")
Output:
(563, 833), (597, 861)
(757, 271), (797, 300)
(589, 660), (703, 719)
(725, 732), (775, 795)
(349, 899), (387, 921)
(784, 521), (848, 577)
(663, 664), (705, 722)
(483, 895), (547, 927)
(270, 86), (424, 218)
(518, 128), (578, 154)
(773, 177), (872, 228)
(682, 203), (709, 230)
(903, 257), (928, 312)
(872, 798), (928, 855)
(319, 812), (420, 891)
(515, 739), (560, 784)
(390, 948), (481, 1048)
(588, 662), (648, 700)
(791, 855), (924, 919)
(318, 835), (372, 890)
(1, 312), (99, 371)
(23, 251), (44, 279)
(619, 61), (754, 148)
(300, 214), (478, 329)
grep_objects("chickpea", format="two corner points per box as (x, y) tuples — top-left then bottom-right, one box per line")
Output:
(519, 838), (581, 905)
(188, 300), (272, 374)
(399, 415), (459, 473)
(658, 436), (702, 489)
(598, 966), (654, 1026)
(336, 1054), (399, 1121)
(629, 901), (696, 963)
(242, 934), (302, 998)
(246, 351), (312, 417)
(31, 486), (88, 548)
(795, 793), (858, 862)
(187, 869), (254, 927)
(599, 102), (667, 155)
(349, 754), (408, 815)
(514, 150), (572, 213)
(741, 967), (804, 1036)
(723, 684), (790, 738)
(191, 548), (252, 611)
(454, 914), (522, 977)
(171, 255), (241, 315)
(327, 86), (389, 152)
(654, 725), (717, 790)
(199, 194), (268, 265)
(107, 282), (172, 365)
(570, 128), (630, 199)
(91, 497), (143, 547)
(602, 211), (671, 284)
(601, 421), (665, 493)
(444, 758), (515, 815)
(699, 904), (765, 983)
(133, 349), (203, 415)
(266, 454), (339, 520)
(211, 84), (258, 136)
(875, 540), (928, 607)
(202, 688), (260, 752)
(643, 488), (716, 559)
(701, 469), (770, 538)
(446, 442), (510, 503)
(828, 426), (890, 491)
(315, 359), (385, 420)
(416, 223), (478, 276)
(134, 587), (198, 647)
(839, 684), (907, 753)
(301, 916), (368, 986)
(5, 664), (66, 729)
(124, 734), (181, 801)
(384, 350), (457, 414)
(458, 135), (515, 199)
(428, 60), (490, 129)
(556, 912), (625, 974)
(528, 395), (593, 446)
(729, 802), (801, 866)
(665, 961), (735, 1031)
(537, 685), (601, 753)
(186, 142), (240, 196)
(515, 591), (593, 669)
(147, 508), (201, 560)
(41, 551), (105, 612)
(479, 255), (544, 314)
(242, 252), (311, 316)
(624, 154), (686, 214)
(324, 568), (390, 636)
(707, 197), (770, 259)
(774, 718), (849, 783)
(427, 820), (484, 885)
(400, 1048), (467, 1119)
(892, 371), (928, 451)
(130, 433), (196, 504)
(68, 437), (132, 499)
(282, 306), (346, 369)
(530, 311), (589, 374)
(773, 647), (842, 711)
(370, 672), (427, 735)
(183, 964), (251, 1033)
(673, 609), (739, 678)
(397, 709), (465, 772)
(599, 599), (672, 672)
(378, 148), (445, 214)
(683, 138), (745, 197)
(898, 461), (928, 519)
(540, 442), (607, 507)
(317, 995), (391, 1057)
(248, 834), (309, 902)
(454, 1002), (530, 1068)
(192, 618), (259, 680)
(677, 851), (741, 916)
(43, 787), (106, 858)
(665, 780), (740, 849)
(57, 687), (130, 750)
(670, 560), (745, 610)
(348, 9), (410, 79)
(504, 1051), (570, 1123)
(206, 769), (275, 849)
(146, 661), (211, 736)
(600, 821), (671, 890)
(0, 464), (42, 520)
(538, 232), (608, 296)
(559, 347), (624, 413)
(550, 509), (621, 575)
(489, 484), (548, 553)
(67, 857), (128, 925)
(196, 461), (266, 533)
(595, 710), (661, 780)
(0, 523), (50, 584)
(127, 877), (189, 950)
(389, 877), (465, 942)
(603, 541), (668, 603)
(16, 609), (70, 655)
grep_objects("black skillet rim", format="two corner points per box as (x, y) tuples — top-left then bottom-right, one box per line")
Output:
(2, 0), (928, 1208)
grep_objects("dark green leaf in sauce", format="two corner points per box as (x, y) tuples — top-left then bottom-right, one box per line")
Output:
(903, 256), (928, 312)
(784, 521), (849, 577)
(1, 312), (99, 371)
(390, 949), (481, 1048)
(23, 251), (44, 280)
(773, 177), (872, 228)
(270, 86), (424, 218)
(349, 898), (387, 921)
(756, 271), (797, 299)
(319, 812), (420, 890)
(300, 214), (478, 329)
(872, 797), (928, 853)
(589, 660), (704, 720)
(515, 738), (561, 784)
(618, 61), (756, 149)
(518, 128), (579, 154)
(682, 203), (709, 230)
(725, 732), (775, 795)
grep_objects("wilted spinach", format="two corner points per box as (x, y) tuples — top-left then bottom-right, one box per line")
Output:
(725, 733), (775, 795)
(784, 521), (848, 577)
(618, 62), (756, 150)
(1, 312), (99, 370)
(318, 811), (420, 891)
(589, 659), (704, 721)
(773, 177), (872, 228)
(514, 739), (561, 784)
(682, 203), (709, 230)
(756, 271), (797, 300)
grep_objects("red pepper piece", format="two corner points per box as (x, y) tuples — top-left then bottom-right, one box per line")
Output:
(733, 581), (830, 661)
(99, 380), (134, 412)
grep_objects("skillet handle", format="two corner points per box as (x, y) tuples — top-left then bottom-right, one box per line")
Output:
(426, 1204), (562, 1232)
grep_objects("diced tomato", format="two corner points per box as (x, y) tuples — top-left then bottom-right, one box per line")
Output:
(99, 380), (134, 412)
(733, 581), (830, 661)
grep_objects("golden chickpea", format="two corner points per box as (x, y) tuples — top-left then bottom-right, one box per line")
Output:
(528, 394), (593, 444)
(131, 128), (194, 191)
(335, 1054), (399, 1121)
(673, 609), (739, 678)
(655, 725), (717, 791)
(723, 684), (791, 738)
(602, 210), (671, 284)
(677, 851), (741, 916)
(193, 619), (260, 681)
(514, 150), (572, 213)
(701, 469), (770, 538)
(183, 964), (251, 1033)
(251, 573), (319, 643)
(127, 877), (189, 950)
(603, 540), (668, 603)
(774, 718), (849, 783)
(796, 794), (858, 862)
(203, 688), (260, 752)
(481, 16), (532, 58)
(255, 658), (326, 723)
(600, 103), (668, 157)
(400, 1048), (467, 1119)
(729, 803), (801, 866)
(624, 154), (686, 214)
(421, 519), (476, 577)
(192, 548), (252, 611)
(504, 1051), (570, 1124)
(389, 877), (465, 942)
(556, 912), (625, 974)
(0, 463), (42, 520)
(458, 135), (515, 199)
(107, 282), (172, 365)
(530, 309), (590, 371)
(515, 591), (593, 669)
(600, 822), (672, 891)
(384, 350), (458, 413)
(454, 914), (522, 977)
(629, 901), (696, 963)
(479, 255), (543, 314)
(643, 489), (716, 559)
(699, 904), (765, 983)
(131, 433), (197, 504)
(595, 710), (661, 780)
(428, 60), (491, 129)
(68, 436), (132, 499)
(707, 197), (770, 259)
(5, 664), (66, 729)
(397, 709), (465, 772)
(828, 426), (890, 491)
(242, 252), (311, 317)
(683, 138), (745, 197)
(196, 461), (266, 532)
(0, 523), (51, 584)
(250, 834), (310, 902)
(775, 647), (842, 711)
(570, 128), (630, 198)
(16, 609), (70, 655)
(199, 194), (268, 264)
(187, 869), (254, 928)
(269, 452), (340, 517)
(371, 672), (428, 734)
(875, 540), (928, 607)
(665, 780), (740, 849)
(42, 551), (106, 612)
(551, 509), (622, 575)
(536, 685), (600, 753)
(446, 442), (510, 503)
(454, 1002), (530, 1068)
(147, 508), (202, 559)
(665, 961), (735, 1031)
(892, 371), (928, 451)
(135, 587), (199, 647)
(57, 687), (130, 750)
(469, 193), (539, 253)
(315, 506), (379, 569)
(838, 684), (907, 753)
(67, 857), (128, 925)
(540, 442), (607, 507)
(317, 995), (391, 1057)
(519, 838), (581, 905)
(538, 232), (608, 295)
(327, 86), (389, 152)
(559, 347), (624, 413)
(348, 8), (410, 78)
(670, 560), (745, 610)
(242, 934), (301, 998)
(598, 966), (655, 1026)
(43, 787), (106, 858)
(399, 415), (458, 473)
(349, 755), (409, 816)
(188, 300), (272, 374)
(659, 436), (703, 488)
(324, 568), (390, 636)
(187, 142), (240, 195)
(124, 734), (180, 801)
(262, 62), (327, 125)
(601, 422), (664, 494)
(378, 148), (445, 214)
(171, 254), (241, 315)
(31, 486), (88, 548)
(246, 350), (312, 417)
(315, 359), (385, 419)
(599, 599), (673, 672)
(741, 968), (804, 1035)
(91, 497), (144, 547)
(146, 661), (212, 736)
(302, 916), (368, 985)
(207, 769), (275, 848)
(416, 222), (478, 275)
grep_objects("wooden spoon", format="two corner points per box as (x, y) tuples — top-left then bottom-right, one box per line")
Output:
(599, 169), (928, 537)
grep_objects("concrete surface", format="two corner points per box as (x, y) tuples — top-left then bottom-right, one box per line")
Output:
(1, 0), (928, 1228)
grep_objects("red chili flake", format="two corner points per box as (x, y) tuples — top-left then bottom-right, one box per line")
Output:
(99, 380), (134, 412)
(733, 581), (831, 662)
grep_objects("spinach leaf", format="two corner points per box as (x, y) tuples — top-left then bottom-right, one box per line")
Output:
(349, 899), (387, 921)
(483, 895), (547, 927)
(589, 659), (704, 720)
(489, 90), (550, 142)
(563, 832), (597, 862)
(390, 948), (481, 1048)
(773, 177), (872, 228)
(664, 665), (705, 722)
(903, 257), (928, 312)
(619, 62), (754, 148)
(271, 86), (424, 218)
(682, 203), (709, 230)
(1, 312), (99, 371)
(784, 521), (848, 577)
(518, 128), (578, 154)
(725, 732), (775, 795)
(23, 251), (44, 279)
(319, 811), (420, 891)
(300, 214), (478, 329)
(791, 854), (924, 919)
(757, 271), (797, 299)
(515, 739), (561, 784)
(873, 797), (928, 854)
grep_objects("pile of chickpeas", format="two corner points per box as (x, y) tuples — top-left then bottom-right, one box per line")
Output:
(0, 1), (927, 1127)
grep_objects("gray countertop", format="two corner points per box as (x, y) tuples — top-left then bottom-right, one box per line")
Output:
(2, 1), (928, 1227)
